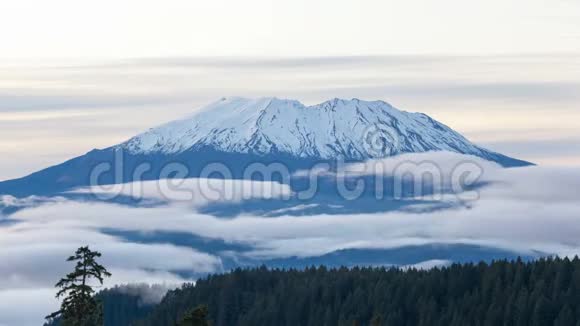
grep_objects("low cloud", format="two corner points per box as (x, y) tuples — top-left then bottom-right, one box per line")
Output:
(113, 283), (179, 305)
(2, 152), (580, 325)
(0, 288), (58, 326)
(0, 204), (222, 325)
(73, 177), (292, 206)
(403, 259), (452, 271)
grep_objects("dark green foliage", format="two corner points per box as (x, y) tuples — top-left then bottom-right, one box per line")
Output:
(178, 305), (212, 326)
(46, 286), (156, 326)
(46, 246), (111, 326)
(98, 286), (157, 326)
(119, 257), (580, 325)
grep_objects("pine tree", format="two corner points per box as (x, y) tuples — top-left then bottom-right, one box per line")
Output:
(531, 296), (555, 326)
(120, 260), (580, 326)
(370, 314), (383, 326)
(179, 305), (211, 326)
(554, 305), (575, 326)
(46, 246), (112, 326)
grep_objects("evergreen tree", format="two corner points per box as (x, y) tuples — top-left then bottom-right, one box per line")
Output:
(531, 296), (555, 326)
(86, 258), (580, 326)
(179, 305), (211, 326)
(46, 246), (111, 326)
(370, 314), (383, 326)
(554, 305), (575, 326)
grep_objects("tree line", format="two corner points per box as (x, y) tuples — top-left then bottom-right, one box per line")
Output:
(46, 247), (580, 325)
(137, 257), (580, 326)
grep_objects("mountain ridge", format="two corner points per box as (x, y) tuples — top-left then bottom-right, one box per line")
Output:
(118, 96), (523, 163)
(0, 97), (531, 196)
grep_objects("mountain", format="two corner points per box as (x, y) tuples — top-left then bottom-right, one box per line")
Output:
(120, 97), (524, 162)
(0, 97), (531, 196)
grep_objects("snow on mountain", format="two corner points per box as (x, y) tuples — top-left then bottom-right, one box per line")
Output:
(0, 97), (531, 197)
(119, 97), (509, 162)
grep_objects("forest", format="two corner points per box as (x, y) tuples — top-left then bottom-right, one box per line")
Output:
(88, 257), (580, 326)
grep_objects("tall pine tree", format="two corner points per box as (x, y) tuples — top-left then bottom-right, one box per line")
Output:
(46, 246), (112, 326)
(179, 305), (211, 326)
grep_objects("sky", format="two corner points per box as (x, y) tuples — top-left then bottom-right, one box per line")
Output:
(1, 54), (580, 180)
(1, 0), (580, 58)
(1, 0), (580, 180)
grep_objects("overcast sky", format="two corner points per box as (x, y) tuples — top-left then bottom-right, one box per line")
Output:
(1, 0), (580, 59)
(1, 54), (580, 180)
(1, 0), (580, 180)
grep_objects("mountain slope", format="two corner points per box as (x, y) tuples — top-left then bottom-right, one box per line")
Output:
(119, 97), (522, 162)
(0, 97), (531, 196)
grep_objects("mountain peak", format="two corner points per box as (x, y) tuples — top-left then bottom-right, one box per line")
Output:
(118, 97), (530, 166)
(0, 97), (532, 197)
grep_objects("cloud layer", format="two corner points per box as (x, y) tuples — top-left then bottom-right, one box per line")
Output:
(1, 152), (580, 325)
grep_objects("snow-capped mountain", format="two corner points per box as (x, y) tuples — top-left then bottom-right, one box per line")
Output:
(119, 97), (518, 163)
(0, 97), (530, 196)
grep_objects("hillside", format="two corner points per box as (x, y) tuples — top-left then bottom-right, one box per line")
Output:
(97, 257), (580, 326)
